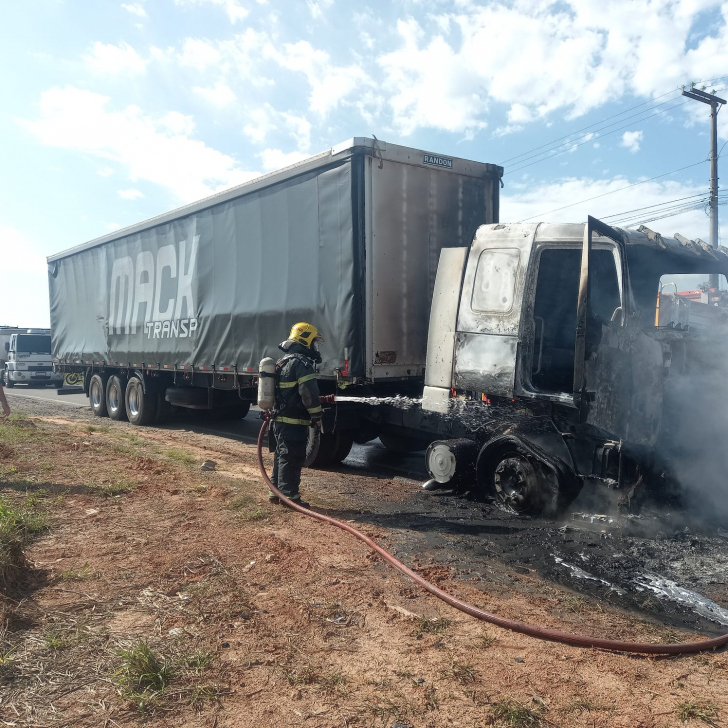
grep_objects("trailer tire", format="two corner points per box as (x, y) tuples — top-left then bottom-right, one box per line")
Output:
(89, 374), (108, 417)
(125, 376), (157, 426)
(477, 443), (561, 518)
(329, 432), (354, 464)
(305, 429), (354, 468)
(106, 375), (128, 421)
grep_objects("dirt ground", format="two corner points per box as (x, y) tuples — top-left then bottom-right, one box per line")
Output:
(1, 396), (727, 728)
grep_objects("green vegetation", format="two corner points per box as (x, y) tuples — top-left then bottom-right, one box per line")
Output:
(228, 494), (268, 522)
(0, 417), (38, 446)
(98, 480), (134, 498)
(491, 699), (545, 727)
(0, 494), (47, 589)
(412, 616), (451, 637)
(677, 699), (719, 726)
(84, 424), (110, 433)
(114, 641), (175, 713)
(164, 448), (196, 466)
(59, 563), (95, 581)
(442, 660), (478, 684)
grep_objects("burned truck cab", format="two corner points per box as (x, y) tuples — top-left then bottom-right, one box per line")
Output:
(421, 217), (728, 516)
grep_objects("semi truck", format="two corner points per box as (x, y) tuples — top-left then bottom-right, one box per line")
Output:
(1, 327), (64, 389)
(48, 138), (728, 516)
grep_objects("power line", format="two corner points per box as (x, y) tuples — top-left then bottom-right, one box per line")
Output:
(500, 90), (682, 165)
(516, 159), (709, 222)
(599, 192), (708, 220)
(506, 99), (691, 175)
(499, 75), (728, 167)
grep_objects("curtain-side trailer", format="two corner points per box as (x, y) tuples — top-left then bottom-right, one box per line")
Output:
(48, 137), (503, 463)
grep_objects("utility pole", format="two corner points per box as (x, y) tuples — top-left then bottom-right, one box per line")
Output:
(682, 83), (725, 295)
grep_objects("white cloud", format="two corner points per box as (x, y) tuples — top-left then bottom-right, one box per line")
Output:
(118, 188), (144, 200)
(97, 167), (114, 177)
(259, 148), (310, 171)
(307, 0), (333, 19)
(178, 38), (222, 71)
(106, 222), (123, 231)
(194, 82), (236, 107)
(18, 87), (259, 203)
(84, 41), (146, 74)
(281, 112), (312, 152)
(121, 2), (146, 18)
(243, 104), (277, 144)
(174, 0), (249, 23)
(621, 130), (644, 153)
(376, 1), (728, 136)
(378, 18), (488, 136)
(265, 40), (367, 116)
(176, 31), (274, 86)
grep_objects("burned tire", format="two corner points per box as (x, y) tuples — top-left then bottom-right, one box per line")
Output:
(89, 373), (109, 417)
(106, 375), (128, 421)
(305, 429), (355, 468)
(478, 444), (561, 518)
(304, 426), (325, 467)
(379, 432), (429, 453)
(125, 376), (157, 426)
(329, 432), (354, 464)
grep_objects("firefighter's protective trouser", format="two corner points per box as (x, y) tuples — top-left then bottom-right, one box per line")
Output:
(271, 422), (309, 499)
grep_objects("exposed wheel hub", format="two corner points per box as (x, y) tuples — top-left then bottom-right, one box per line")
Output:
(493, 455), (539, 511)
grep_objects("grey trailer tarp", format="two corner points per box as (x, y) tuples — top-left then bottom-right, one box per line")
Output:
(49, 160), (363, 377)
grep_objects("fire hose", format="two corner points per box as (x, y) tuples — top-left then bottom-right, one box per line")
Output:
(257, 416), (728, 654)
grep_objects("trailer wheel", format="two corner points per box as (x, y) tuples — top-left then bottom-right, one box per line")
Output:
(106, 375), (128, 421)
(89, 373), (109, 417)
(478, 445), (560, 518)
(330, 432), (354, 464)
(305, 429), (354, 468)
(125, 376), (157, 426)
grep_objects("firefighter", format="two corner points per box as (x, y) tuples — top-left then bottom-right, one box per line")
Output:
(269, 322), (323, 507)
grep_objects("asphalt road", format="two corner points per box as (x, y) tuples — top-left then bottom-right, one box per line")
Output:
(5, 385), (88, 407)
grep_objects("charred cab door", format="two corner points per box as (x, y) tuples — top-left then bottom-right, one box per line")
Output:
(573, 216), (662, 446)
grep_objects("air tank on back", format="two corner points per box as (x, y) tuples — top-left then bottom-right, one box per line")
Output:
(257, 357), (276, 410)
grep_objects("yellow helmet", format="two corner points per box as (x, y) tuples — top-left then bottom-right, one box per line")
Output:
(288, 322), (322, 348)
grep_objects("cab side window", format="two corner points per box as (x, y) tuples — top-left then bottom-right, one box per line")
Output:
(471, 249), (520, 314)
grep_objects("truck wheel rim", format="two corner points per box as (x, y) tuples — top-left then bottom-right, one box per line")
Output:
(128, 384), (140, 417)
(91, 381), (102, 408)
(109, 384), (119, 412)
(493, 456), (537, 511)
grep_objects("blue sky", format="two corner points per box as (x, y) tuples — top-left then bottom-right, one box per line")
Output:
(2, 0), (727, 327)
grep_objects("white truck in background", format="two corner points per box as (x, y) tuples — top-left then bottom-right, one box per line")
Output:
(1, 327), (64, 389)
